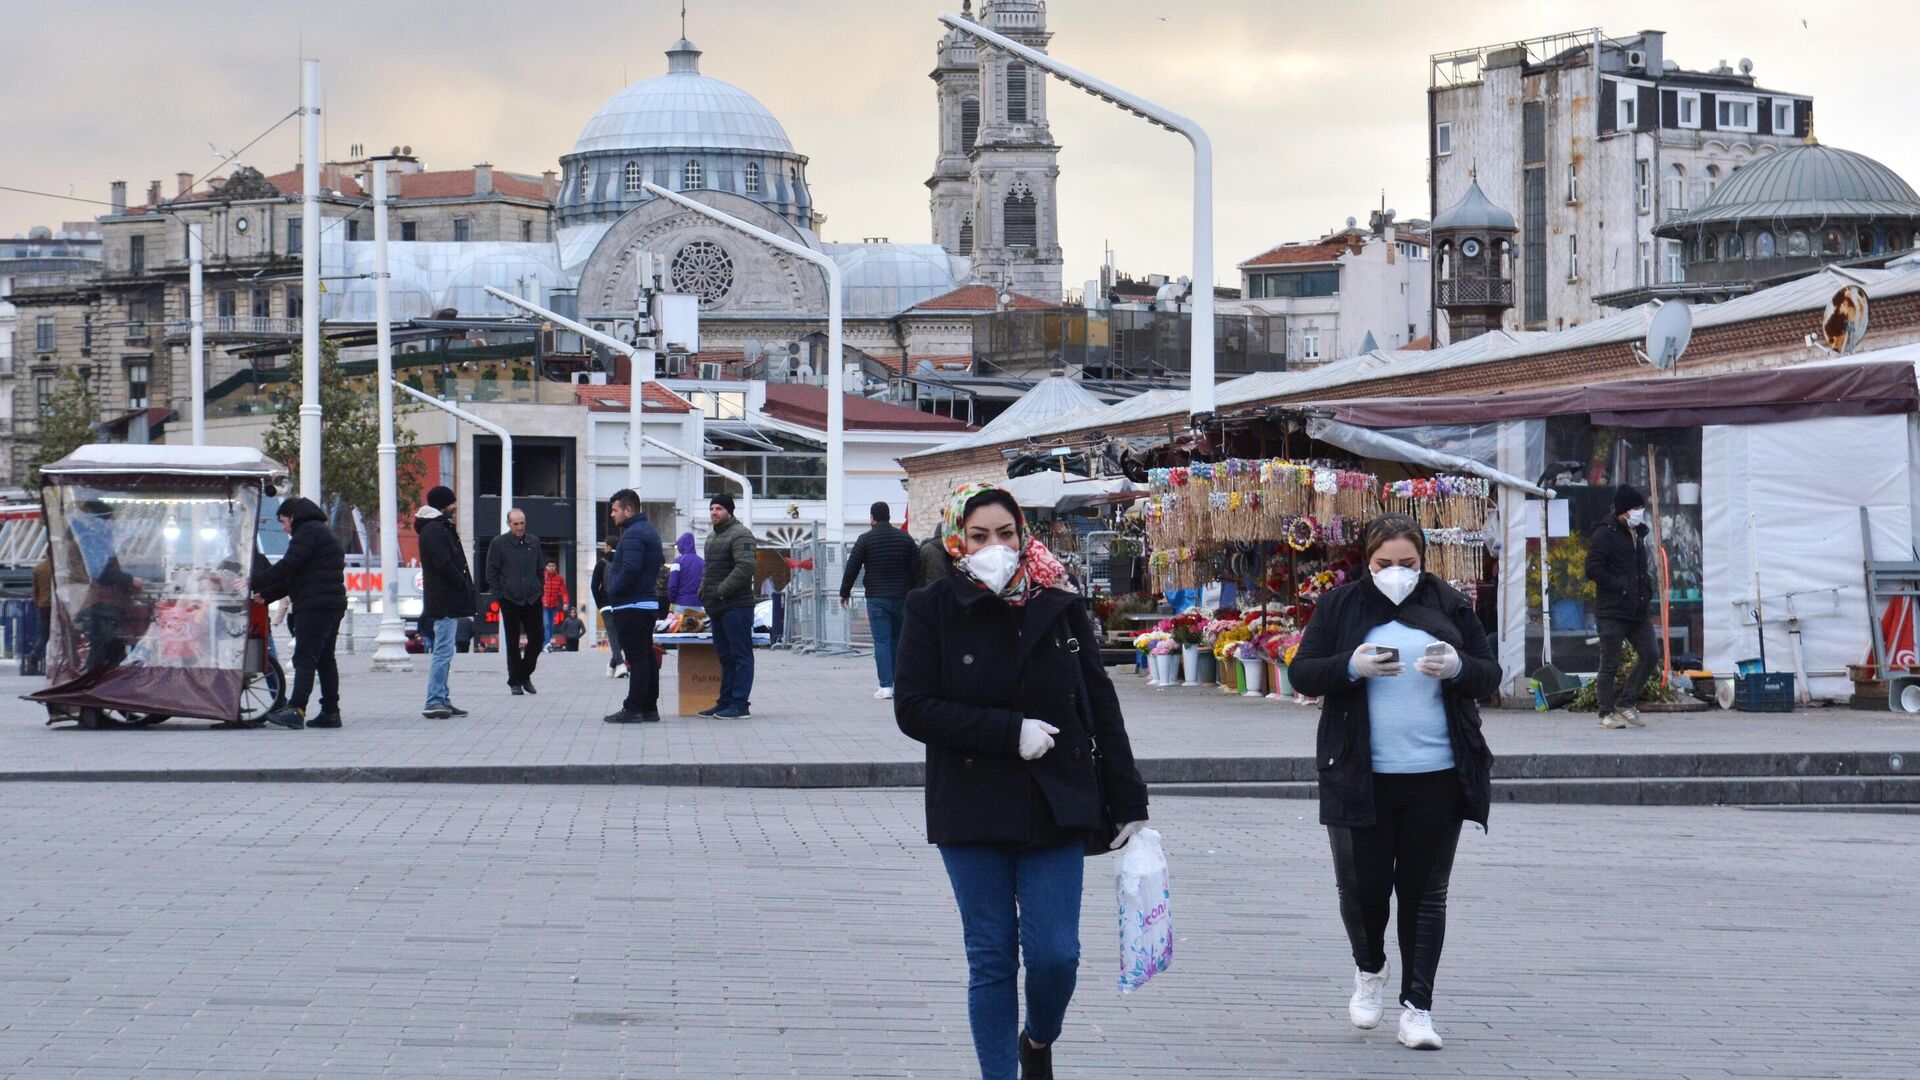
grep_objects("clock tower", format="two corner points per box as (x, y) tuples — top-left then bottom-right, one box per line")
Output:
(1431, 173), (1518, 342)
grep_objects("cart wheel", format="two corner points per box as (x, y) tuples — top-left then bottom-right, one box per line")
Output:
(236, 657), (287, 725)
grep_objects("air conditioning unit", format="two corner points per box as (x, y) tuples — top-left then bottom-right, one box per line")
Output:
(698, 362), (722, 380)
(1625, 48), (1647, 70)
(661, 353), (688, 378)
(571, 371), (606, 385)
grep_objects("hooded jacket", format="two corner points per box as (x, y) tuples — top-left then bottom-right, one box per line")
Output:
(415, 506), (475, 621)
(251, 497), (347, 614)
(667, 531), (705, 607)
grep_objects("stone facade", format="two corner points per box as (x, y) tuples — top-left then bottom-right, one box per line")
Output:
(953, 1), (1062, 301)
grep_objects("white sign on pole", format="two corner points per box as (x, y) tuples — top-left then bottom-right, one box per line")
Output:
(1524, 499), (1572, 540)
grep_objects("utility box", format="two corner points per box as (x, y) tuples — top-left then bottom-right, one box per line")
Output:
(652, 293), (700, 354)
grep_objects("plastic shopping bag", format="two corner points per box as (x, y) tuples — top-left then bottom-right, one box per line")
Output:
(1114, 827), (1172, 993)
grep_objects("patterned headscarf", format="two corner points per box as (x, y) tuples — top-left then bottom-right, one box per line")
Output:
(941, 482), (1073, 606)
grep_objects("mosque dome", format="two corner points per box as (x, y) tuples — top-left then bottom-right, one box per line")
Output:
(1670, 142), (1920, 225)
(570, 39), (796, 156)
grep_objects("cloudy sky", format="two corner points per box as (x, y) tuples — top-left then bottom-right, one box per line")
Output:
(4, 0), (1914, 290)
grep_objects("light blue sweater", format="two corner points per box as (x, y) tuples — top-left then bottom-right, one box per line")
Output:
(1353, 620), (1455, 774)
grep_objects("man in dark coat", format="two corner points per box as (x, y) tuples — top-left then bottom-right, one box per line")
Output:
(592, 523), (627, 676)
(699, 494), (758, 719)
(840, 500), (922, 700)
(601, 488), (664, 724)
(416, 485), (475, 719)
(1585, 484), (1657, 729)
(485, 507), (544, 695)
(250, 496), (348, 729)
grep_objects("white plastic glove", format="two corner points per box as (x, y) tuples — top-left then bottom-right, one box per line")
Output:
(1349, 643), (1405, 680)
(1415, 641), (1462, 680)
(1109, 821), (1148, 850)
(1018, 718), (1059, 760)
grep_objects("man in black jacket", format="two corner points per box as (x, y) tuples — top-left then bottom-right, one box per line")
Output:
(840, 500), (921, 700)
(416, 485), (475, 719)
(251, 497), (348, 729)
(1584, 484), (1657, 729)
(601, 489), (664, 723)
(485, 508), (544, 695)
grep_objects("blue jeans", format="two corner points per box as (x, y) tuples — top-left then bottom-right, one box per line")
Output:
(868, 596), (905, 688)
(425, 616), (457, 708)
(543, 606), (561, 649)
(939, 843), (1085, 1080)
(711, 606), (755, 711)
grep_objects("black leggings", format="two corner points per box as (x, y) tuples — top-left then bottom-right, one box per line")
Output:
(1327, 769), (1463, 1011)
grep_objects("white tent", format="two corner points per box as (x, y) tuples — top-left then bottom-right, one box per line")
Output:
(1003, 471), (1139, 512)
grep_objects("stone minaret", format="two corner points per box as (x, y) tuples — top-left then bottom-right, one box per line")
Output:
(927, 2), (981, 258)
(966, 0), (1063, 300)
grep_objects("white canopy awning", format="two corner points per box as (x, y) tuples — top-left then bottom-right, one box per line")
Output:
(1306, 417), (1550, 497)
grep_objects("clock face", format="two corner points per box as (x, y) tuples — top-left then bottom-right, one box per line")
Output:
(1460, 238), (1481, 258)
(235, 216), (249, 233)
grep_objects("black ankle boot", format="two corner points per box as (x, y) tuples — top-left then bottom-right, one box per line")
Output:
(1019, 1032), (1052, 1080)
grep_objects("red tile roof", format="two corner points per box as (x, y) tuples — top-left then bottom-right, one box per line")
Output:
(908, 284), (1056, 313)
(1239, 239), (1362, 268)
(575, 382), (697, 413)
(760, 383), (974, 432)
(1403, 334), (1434, 351)
(263, 168), (366, 199)
(395, 169), (550, 202)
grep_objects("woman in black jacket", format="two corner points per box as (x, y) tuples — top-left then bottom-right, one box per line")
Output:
(1289, 513), (1499, 1053)
(895, 483), (1149, 1080)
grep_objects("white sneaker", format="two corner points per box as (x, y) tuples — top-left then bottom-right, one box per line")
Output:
(1619, 706), (1645, 727)
(1397, 1004), (1443, 1050)
(1348, 965), (1388, 1029)
(874, 687), (894, 700)
(1598, 712), (1628, 729)
(604, 665), (618, 678)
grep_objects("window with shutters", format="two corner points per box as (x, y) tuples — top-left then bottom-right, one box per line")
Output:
(961, 97), (980, 151)
(624, 161), (642, 193)
(1003, 181), (1037, 248)
(1005, 62), (1028, 123)
(745, 161), (761, 194)
(684, 159), (703, 190)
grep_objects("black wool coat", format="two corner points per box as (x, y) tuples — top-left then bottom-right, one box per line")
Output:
(415, 512), (476, 622)
(1288, 575), (1499, 830)
(1584, 519), (1654, 623)
(894, 573), (1149, 846)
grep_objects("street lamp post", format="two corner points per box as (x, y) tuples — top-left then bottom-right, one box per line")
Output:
(639, 182), (846, 540)
(936, 11), (1215, 416)
(298, 57), (324, 498)
(370, 158), (411, 670)
(188, 222), (205, 444)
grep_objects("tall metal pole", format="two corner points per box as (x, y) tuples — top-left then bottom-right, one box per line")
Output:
(298, 58), (323, 500)
(370, 159), (411, 670)
(187, 222), (205, 444)
(936, 11), (1215, 416)
(639, 183), (845, 539)
(393, 381), (512, 535)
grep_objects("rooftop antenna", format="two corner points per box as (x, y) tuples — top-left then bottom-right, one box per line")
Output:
(681, 0), (687, 38)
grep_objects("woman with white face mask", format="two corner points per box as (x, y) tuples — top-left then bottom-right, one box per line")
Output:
(1583, 484), (1658, 729)
(894, 482), (1150, 1080)
(1289, 513), (1500, 1052)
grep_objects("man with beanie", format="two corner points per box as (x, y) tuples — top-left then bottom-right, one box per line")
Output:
(699, 493), (758, 719)
(1585, 484), (1657, 729)
(486, 508), (545, 695)
(250, 497), (348, 728)
(840, 500), (921, 700)
(601, 489), (664, 722)
(416, 485), (475, 719)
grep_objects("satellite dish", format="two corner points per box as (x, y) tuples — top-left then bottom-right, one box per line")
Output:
(1738, 58), (1753, 75)
(1820, 285), (1870, 354)
(1641, 301), (1693, 370)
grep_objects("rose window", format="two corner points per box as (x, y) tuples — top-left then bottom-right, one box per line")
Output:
(670, 240), (735, 308)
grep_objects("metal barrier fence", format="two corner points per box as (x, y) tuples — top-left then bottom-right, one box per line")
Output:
(778, 528), (872, 656)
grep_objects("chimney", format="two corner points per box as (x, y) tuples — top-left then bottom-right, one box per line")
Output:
(176, 172), (194, 198)
(541, 170), (558, 202)
(146, 180), (162, 207)
(109, 180), (127, 214)
(1638, 30), (1665, 75)
(474, 164), (494, 196)
(1385, 223), (1397, 264)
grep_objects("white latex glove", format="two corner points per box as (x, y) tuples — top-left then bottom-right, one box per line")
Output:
(1415, 642), (1462, 680)
(1109, 821), (1148, 850)
(1018, 718), (1059, 761)
(1350, 643), (1405, 680)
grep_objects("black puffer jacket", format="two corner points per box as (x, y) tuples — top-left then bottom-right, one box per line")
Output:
(1288, 574), (1499, 830)
(895, 573), (1148, 846)
(251, 497), (347, 614)
(1584, 519), (1654, 622)
(840, 523), (922, 600)
(415, 508), (475, 622)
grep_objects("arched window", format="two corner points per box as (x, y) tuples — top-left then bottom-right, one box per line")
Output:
(1822, 228), (1843, 255)
(1666, 163), (1687, 211)
(958, 213), (974, 255)
(744, 161), (761, 195)
(577, 168), (590, 201)
(1724, 231), (1743, 259)
(1003, 181), (1037, 248)
(960, 97), (980, 151)
(1005, 61), (1029, 123)
(1754, 230), (1776, 258)
(683, 159), (703, 190)
(1859, 229), (1876, 255)
(1889, 231), (1909, 252)
(623, 161), (642, 194)
(1705, 164), (1722, 199)
(1787, 229), (1811, 256)
(1698, 234), (1713, 261)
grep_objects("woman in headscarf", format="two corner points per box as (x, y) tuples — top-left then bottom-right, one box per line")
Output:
(894, 482), (1150, 1080)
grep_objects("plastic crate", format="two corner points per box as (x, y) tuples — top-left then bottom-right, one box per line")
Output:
(1735, 672), (1796, 713)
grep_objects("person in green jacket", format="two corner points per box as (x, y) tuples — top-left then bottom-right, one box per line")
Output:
(698, 494), (758, 719)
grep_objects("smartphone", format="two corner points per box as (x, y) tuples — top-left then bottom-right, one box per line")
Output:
(1375, 646), (1400, 664)
(1425, 643), (1450, 658)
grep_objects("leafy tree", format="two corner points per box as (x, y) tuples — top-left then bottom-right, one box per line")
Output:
(262, 341), (425, 522)
(27, 370), (99, 489)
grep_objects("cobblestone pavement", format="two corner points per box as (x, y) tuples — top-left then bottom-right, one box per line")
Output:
(0, 782), (1911, 1078)
(4, 649), (1917, 776)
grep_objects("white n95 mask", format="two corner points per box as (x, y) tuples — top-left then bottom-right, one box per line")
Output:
(1372, 565), (1421, 606)
(963, 543), (1022, 594)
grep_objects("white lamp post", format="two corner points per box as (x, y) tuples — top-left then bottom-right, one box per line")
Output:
(392, 381), (513, 535)
(640, 182), (846, 540)
(936, 11), (1215, 416)
(298, 57), (324, 499)
(187, 222), (205, 444)
(369, 158), (411, 670)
